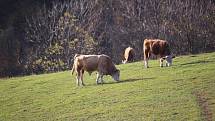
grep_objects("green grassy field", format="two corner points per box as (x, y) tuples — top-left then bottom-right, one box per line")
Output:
(0, 52), (215, 121)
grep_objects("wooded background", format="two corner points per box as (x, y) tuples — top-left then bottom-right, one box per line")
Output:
(0, 0), (215, 77)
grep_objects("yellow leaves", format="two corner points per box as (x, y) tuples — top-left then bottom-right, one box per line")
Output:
(35, 59), (42, 65)
(115, 15), (124, 25)
(64, 12), (71, 17)
(44, 42), (64, 55)
(58, 12), (76, 29)
(74, 26), (97, 46)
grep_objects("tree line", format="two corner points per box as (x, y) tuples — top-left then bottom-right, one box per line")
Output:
(0, 0), (215, 77)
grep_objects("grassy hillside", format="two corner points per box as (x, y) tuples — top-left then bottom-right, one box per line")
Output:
(0, 52), (215, 121)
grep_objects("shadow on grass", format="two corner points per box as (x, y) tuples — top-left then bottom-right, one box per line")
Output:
(103, 77), (155, 85)
(180, 60), (213, 66)
(189, 55), (198, 57)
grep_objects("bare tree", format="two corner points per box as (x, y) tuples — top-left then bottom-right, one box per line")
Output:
(20, 0), (215, 74)
(24, 0), (97, 73)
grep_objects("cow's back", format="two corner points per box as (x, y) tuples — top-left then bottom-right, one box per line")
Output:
(152, 40), (170, 56)
(77, 55), (99, 72)
(151, 40), (162, 55)
(144, 39), (170, 56)
(124, 47), (134, 60)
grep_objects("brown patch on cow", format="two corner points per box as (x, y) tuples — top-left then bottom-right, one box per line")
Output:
(193, 91), (212, 121)
(143, 39), (173, 67)
(143, 39), (171, 58)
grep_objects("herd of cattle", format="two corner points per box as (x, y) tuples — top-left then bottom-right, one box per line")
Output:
(71, 39), (175, 86)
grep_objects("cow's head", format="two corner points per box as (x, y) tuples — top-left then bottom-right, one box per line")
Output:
(112, 69), (120, 81)
(162, 55), (175, 66)
(122, 60), (126, 64)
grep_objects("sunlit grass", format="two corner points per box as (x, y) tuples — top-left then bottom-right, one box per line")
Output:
(0, 52), (215, 121)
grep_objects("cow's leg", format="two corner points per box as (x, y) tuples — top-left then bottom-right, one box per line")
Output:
(96, 73), (101, 84)
(80, 70), (85, 86)
(144, 56), (149, 68)
(144, 59), (148, 68)
(132, 55), (134, 62)
(160, 58), (164, 67)
(125, 59), (128, 64)
(130, 54), (134, 62)
(76, 71), (80, 86)
(100, 74), (104, 84)
(144, 49), (149, 68)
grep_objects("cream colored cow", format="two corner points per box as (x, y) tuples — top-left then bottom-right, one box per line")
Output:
(122, 47), (135, 64)
(71, 54), (120, 86)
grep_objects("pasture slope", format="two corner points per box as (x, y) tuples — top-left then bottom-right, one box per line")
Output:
(0, 52), (215, 121)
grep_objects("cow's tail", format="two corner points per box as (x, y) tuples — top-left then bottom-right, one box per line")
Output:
(71, 54), (80, 75)
(71, 63), (75, 75)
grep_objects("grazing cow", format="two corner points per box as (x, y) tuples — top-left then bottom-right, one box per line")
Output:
(122, 47), (135, 64)
(143, 39), (175, 68)
(71, 54), (120, 86)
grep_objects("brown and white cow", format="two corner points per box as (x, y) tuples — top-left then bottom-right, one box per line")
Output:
(122, 47), (135, 64)
(143, 39), (175, 68)
(71, 54), (120, 86)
